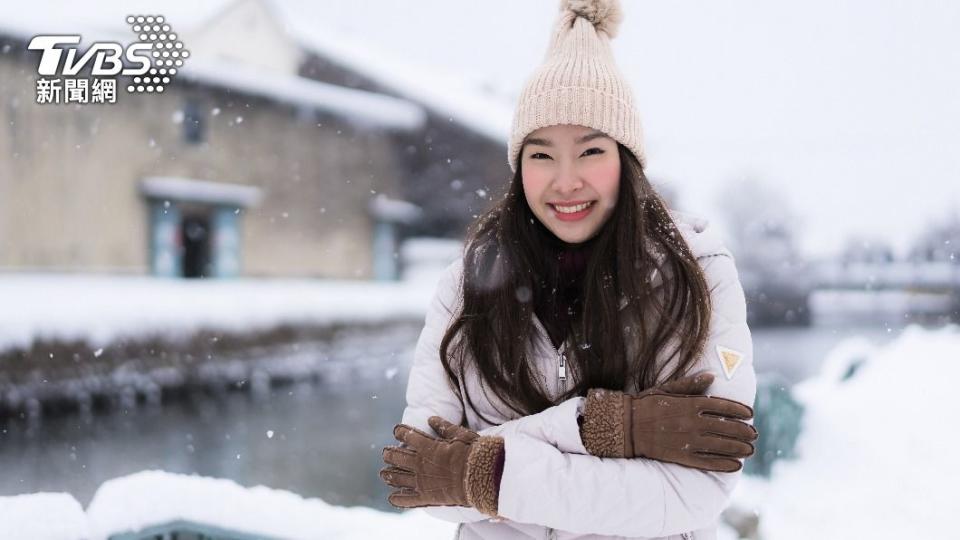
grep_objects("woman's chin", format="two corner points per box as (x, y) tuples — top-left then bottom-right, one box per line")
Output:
(549, 225), (595, 244)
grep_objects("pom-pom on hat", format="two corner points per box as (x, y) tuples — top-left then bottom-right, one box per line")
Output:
(507, 0), (645, 172)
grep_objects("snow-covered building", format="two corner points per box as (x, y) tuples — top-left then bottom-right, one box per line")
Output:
(0, 0), (508, 280)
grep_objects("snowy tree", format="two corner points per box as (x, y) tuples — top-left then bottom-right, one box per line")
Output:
(715, 176), (804, 267)
(715, 177), (811, 326)
(908, 208), (960, 264)
(839, 236), (895, 265)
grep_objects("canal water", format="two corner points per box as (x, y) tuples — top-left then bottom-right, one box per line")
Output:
(0, 314), (932, 513)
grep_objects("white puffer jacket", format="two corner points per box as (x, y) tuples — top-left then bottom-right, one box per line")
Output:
(400, 211), (757, 540)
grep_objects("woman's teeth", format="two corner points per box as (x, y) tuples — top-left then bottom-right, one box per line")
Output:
(552, 201), (594, 213)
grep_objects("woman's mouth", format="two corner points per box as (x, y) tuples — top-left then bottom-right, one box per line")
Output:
(548, 200), (596, 222)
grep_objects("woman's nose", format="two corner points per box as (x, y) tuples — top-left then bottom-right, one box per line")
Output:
(553, 163), (584, 196)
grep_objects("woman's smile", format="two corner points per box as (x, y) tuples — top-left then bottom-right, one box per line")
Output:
(549, 200), (596, 221)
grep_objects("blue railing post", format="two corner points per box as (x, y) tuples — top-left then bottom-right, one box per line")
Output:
(745, 374), (804, 477)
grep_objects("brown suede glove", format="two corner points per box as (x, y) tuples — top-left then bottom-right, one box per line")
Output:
(380, 416), (504, 516)
(579, 371), (758, 472)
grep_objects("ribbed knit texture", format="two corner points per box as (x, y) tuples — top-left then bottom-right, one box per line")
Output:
(507, 0), (645, 172)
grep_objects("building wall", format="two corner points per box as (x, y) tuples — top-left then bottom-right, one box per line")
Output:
(0, 45), (151, 273)
(0, 37), (406, 278)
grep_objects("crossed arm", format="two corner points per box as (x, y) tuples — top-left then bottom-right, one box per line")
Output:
(397, 255), (757, 537)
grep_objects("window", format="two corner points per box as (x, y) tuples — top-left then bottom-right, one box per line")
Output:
(183, 99), (205, 144)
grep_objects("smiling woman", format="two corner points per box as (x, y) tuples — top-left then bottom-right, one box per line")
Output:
(521, 125), (622, 243)
(379, 0), (759, 539)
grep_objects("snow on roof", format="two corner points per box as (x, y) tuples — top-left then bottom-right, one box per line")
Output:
(0, 11), (427, 133)
(178, 58), (426, 132)
(368, 194), (423, 224)
(281, 18), (513, 145)
(140, 176), (263, 208)
(0, 0), (509, 141)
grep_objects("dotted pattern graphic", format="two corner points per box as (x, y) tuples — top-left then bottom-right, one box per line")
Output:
(124, 15), (189, 94)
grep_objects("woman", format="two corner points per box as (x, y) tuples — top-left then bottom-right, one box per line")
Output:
(380, 1), (758, 539)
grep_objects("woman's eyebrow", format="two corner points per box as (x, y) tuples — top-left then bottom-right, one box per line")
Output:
(576, 131), (610, 144)
(525, 131), (609, 147)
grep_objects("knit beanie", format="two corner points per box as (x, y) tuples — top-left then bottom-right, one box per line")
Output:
(507, 0), (645, 173)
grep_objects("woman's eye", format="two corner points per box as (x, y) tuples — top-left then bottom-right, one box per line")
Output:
(529, 149), (602, 159)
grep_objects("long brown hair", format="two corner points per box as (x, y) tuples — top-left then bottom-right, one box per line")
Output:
(440, 143), (712, 424)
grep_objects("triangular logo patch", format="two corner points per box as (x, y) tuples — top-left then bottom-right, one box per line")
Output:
(716, 345), (744, 380)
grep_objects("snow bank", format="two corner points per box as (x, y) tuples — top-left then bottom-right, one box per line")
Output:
(0, 273), (441, 352)
(732, 324), (960, 539)
(85, 470), (455, 540)
(0, 492), (89, 540)
(0, 471), (454, 540)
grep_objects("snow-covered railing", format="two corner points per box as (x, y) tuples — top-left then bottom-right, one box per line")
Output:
(814, 260), (960, 290)
(0, 470), (455, 540)
(108, 520), (283, 540)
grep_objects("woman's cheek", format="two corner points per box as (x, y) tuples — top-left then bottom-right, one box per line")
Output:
(522, 169), (551, 199)
(587, 159), (621, 195)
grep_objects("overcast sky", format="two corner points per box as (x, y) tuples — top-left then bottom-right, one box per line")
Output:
(4, 0), (959, 258)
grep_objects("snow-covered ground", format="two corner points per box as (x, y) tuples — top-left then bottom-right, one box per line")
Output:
(0, 240), (462, 354)
(0, 273), (437, 353)
(0, 238), (462, 352)
(730, 324), (960, 539)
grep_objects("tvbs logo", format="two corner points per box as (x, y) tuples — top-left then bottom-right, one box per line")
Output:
(28, 15), (189, 105)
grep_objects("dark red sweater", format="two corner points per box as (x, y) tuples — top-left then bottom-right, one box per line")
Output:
(535, 236), (596, 348)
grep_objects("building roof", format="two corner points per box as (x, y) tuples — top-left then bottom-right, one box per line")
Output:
(0, 0), (510, 143)
(0, 11), (426, 132)
(178, 58), (425, 131)
(286, 23), (512, 145)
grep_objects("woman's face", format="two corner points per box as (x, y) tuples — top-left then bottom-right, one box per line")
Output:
(520, 124), (621, 244)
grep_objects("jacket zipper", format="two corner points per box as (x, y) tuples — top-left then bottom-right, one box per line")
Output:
(556, 342), (567, 393)
(532, 315), (568, 395)
(545, 343), (565, 540)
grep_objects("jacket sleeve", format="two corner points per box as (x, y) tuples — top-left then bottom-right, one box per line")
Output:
(495, 253), (758, 537)
(398, 260), (590, 524)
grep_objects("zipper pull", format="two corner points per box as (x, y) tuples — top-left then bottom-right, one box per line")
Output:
(558, 351), (566, 382)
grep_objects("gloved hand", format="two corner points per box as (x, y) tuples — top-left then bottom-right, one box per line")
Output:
(579, 371), (758, 472)
(380, 415), (504, 516)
